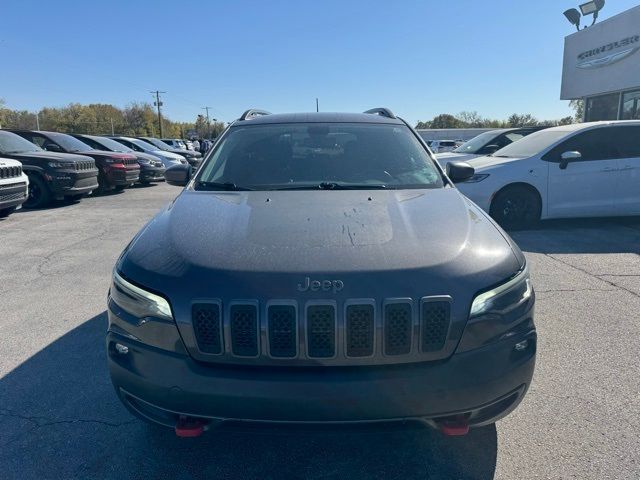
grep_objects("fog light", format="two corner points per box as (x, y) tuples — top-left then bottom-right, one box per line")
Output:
(115, 343), (129, 355)
(514, 340), (529, 352)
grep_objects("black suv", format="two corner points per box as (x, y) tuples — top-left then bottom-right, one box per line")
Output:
(0, 130), (98, 208)
(71, 134), (166, 184)
(8, 130), (140, 193)
(107, 109), (536, 437)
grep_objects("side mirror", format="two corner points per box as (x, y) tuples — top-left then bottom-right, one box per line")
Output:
(559, 151), (581, 170)
(45, 144), (62, 152)
(483, 144), (500, 154)
(447, 161), (475, 183)
(165, 164), (191, 186)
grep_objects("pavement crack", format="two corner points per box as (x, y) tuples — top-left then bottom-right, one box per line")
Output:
(0, 409), (135, 429)
(542, 253), (640, 300)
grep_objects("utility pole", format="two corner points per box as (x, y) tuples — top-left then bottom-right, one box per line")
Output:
(35, 112), (40, 130)
(316, 98), (319, 112)
(151, 90), (166, 138)
(110, 118), (115, 136)
(202, 106), (211, 138)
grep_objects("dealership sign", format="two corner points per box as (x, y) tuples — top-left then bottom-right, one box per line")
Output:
(561, 6), (640, 99)
(576, 35), (640, 69)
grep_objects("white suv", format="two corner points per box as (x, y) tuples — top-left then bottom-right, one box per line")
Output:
(456, 121), (640, 228)
(0, 157), (29, 218)
(429, 140), (457, 154)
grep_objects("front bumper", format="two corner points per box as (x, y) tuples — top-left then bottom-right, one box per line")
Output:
(139, 165), (166, 183)
(107, 324), (536, 427)
(107, 167), (140, 186)
(0, 180), (28, 210)
(49, 170), (99, 197)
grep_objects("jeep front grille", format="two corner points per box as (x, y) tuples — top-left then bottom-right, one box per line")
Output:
(0, 165), (22, 179)
(306, 304), (336, 358)
(346, 304), (374, 357)
(384, 302), (412, 356)
(190, 297), (452, 365)
(192, 303), (223, 354)
(230, 304), (258, 357)
(268, 304), (297, 358)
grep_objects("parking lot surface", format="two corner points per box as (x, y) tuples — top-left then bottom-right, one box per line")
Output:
(1, 183), (639, 480)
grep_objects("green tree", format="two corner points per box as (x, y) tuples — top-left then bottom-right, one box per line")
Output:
(429, 114), (464, 129)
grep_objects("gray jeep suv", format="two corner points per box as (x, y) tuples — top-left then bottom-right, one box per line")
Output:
(107, 108), (536, 437)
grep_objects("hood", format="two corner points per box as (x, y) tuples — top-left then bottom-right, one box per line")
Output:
(81, 149), (136, 160)
(8, 151), (95, 163)
(154, 150), (184, 161)
(118, 187), (522, 309)
(133, 151), (165, 165)
(467, 155), (526, 170)
(435, 152), (480, 166)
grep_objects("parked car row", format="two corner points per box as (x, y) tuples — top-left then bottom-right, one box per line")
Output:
(0, 129), (206, 217)
(437, 120), (640, 229)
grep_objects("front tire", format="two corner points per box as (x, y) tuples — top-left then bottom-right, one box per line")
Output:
(489, 185), (541, 230)
(0, 207), (17, 218)
(23, 174), (51, 209)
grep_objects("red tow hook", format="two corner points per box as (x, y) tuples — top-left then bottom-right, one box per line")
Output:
(175, 416), (207, 438)
(438, 415), (470, 436)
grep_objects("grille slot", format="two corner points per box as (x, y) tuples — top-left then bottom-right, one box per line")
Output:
(192, 303), (223, 354)
(268, 305), (297, 358)
(421, 301), (450, 352)
(230, 304), (259, 357)
(384, 303), (412, 356)
(306, 305), (336, 358)
(346, 304), (374, 357)
(0, 166), (22, 179)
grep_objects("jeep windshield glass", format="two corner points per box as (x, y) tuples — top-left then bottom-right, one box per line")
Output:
(196, 123), (444, 190)
(453, 131), (500, 153)
(49, 133), (94, 152)
(0, 131), (43, 153)
(143, 138), (171, 150)
(90, 136), (134, 153)
(491, 130), (569, 158)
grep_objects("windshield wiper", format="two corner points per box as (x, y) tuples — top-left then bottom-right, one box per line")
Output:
(271, 182), (392, 191)
(194, 181), (254, 191)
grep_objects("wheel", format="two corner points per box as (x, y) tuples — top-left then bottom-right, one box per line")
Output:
(23, 174), (51, 209)
(0, 207), (17, 218)
(489, 185), (541, 230)
(96, 173), (110, 195)
(114, 185), (126, 192)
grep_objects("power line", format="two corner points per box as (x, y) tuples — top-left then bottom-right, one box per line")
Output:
(151, 90), (166, 137)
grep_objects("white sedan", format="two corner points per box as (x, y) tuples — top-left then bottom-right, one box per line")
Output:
(455, 121), (640, 229)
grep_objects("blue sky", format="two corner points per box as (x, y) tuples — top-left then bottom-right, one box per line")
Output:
(1, 0), (638, 125)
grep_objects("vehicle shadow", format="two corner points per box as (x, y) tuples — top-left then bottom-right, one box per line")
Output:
(508, 216), (640, 254)
(0, 312), (498, 480)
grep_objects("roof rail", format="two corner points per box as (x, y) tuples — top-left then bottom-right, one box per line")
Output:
(363, 108), (396, 119)
(239, 109), (272, 121)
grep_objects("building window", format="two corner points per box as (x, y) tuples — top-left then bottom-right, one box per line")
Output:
(621, 90), (640, 120)
(585, 93), (620, 122)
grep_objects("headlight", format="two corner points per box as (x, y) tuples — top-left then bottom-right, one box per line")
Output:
(110, 270), (172, 321)
(463, 173), (490, 183)
(48, 161), (74, 168)
(470, 266), (532, 317)
(458, 265), (534, 352)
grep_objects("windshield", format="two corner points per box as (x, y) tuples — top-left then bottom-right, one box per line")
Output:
(142, 138), (171, 150)
(128, 138), (157, 151)
(196, 123), (443, 190)
(453, 131), (501, 153)
(493, 130), (569, 158)
(88, 136), (134, 152)
(49, 133), (94, 152)
(0, 131), (43, 153)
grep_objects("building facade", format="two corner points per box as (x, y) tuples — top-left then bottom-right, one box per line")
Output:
(561, 5), (640, 122)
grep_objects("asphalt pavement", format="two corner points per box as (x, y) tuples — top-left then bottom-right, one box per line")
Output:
(0, 183), (638, 479)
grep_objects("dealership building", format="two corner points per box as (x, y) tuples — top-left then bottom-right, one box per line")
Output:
(561, 5), (640, 121)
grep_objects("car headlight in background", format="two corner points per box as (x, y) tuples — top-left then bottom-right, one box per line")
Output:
(48, 161), (75, 169)
(458, 265), (534, 352)
(463, 173), (490, 183)
(110, 270), (172, 321)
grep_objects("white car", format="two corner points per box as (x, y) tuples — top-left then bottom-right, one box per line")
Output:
(436, 127), (546, 167)
(0, 157), (29, 218)
(429, 140), (457, 154)
(455, 121), (640, 228)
